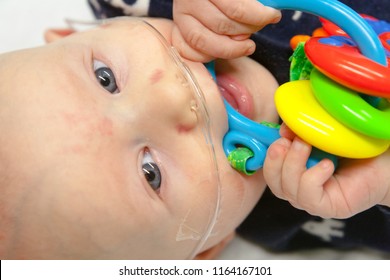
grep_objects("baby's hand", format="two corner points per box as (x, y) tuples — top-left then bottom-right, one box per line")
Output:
(172, 0), (281, 61)
(263, 124), (390, 219)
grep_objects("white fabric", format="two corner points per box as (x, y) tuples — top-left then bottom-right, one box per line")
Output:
(0, 0), (94, 53)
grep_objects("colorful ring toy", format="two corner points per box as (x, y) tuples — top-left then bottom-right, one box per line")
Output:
(258, 0), (387, 66)
(311, 69), (390, 140)
(215, 0), (389, 174)
(379, 31), (390, 52)
(320, 14), (380, 37)
(274, 79), (390, 158)
(305, 35), (390, 98)
(320, 15), (390, 53)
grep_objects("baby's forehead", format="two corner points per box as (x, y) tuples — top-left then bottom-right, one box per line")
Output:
(68, 18), (166, 35)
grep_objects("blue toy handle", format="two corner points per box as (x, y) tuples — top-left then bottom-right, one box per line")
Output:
(258, 0), (387, 65)
(223, 98), (339, 171)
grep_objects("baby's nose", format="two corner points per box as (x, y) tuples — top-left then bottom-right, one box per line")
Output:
(151, 81), (200, 132)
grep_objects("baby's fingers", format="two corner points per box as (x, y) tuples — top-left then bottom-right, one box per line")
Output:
(264, 137), (314, 201)
(263, 137), (292, 199)
(294, 159), (335, 217)
(265, 137), (337, 218)
(279, 137), (312, 201)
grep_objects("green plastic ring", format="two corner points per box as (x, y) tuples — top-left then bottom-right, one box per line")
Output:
(311, 69), (390, 140)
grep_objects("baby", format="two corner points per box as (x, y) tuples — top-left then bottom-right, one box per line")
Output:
(87, 0), (390, 254)
(0, 17), (279, 259)
(2, 0), (390, 259)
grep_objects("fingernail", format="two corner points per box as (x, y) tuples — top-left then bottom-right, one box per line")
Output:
(320, 160), (332, 170)
(271, 15), (282, 24)
(264, 6), (281, 21)
(268, 146), (279, 160)
(279, 137), (291, 148)
(268, 138), (290, 159)
(292, 137), (307, 151)
(245, 43), (256, 55)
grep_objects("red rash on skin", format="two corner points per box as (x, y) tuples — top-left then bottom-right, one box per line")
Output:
(176, 124), (193, 134)
(150, 69), (164, 84)
(60, 112), (114, 155)
(61, 112), (114, 137)
(96, 117), (114, 137)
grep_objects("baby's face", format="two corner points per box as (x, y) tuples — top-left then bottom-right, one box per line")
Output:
(0, 18), (278, 259)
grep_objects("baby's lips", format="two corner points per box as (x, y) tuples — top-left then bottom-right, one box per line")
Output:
(216, 74), (254, 119)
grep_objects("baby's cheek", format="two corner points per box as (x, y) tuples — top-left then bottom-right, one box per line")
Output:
(218, 168), (265, 223)
(203, 168), (265, 253)
(220, 171), (247, 202)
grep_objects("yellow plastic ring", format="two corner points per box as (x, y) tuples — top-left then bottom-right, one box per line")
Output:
(274, 80), (390, 158)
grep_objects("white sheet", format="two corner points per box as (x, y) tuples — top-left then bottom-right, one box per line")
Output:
(0, 0), (94, 53)
(1, 0), (388, 260)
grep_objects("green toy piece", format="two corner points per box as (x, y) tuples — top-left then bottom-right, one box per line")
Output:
(227, 147), (255, 175)
(228, 121), (280, 175)
(289, 42), (314, 81)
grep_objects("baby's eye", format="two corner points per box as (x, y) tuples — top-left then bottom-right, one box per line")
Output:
(142, 150), (162, 192)
(93, 60), (119, 94)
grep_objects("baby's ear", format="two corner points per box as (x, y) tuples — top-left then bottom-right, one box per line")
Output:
(44, 28), (75, 43)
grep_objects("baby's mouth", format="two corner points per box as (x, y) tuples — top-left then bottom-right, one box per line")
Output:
(216, 74), (255, 120)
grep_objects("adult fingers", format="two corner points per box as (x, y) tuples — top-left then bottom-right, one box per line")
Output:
(211, 0), (281, 26)
(176, 1), (266, 37)
(171, 19), (256, 61)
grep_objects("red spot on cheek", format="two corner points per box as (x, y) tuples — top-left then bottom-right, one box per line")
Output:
(176, 124), (192, 134)
(150, 69), (164, 84)
(59, 112), (114, 155)
(62, 113), (113, 136)
(97, 117), (114, 136)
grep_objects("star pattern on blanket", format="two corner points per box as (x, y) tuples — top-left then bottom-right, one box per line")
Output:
(110, 0), (150, 16)
(89, 0), (150, 17)
(301, 219), (345, 242)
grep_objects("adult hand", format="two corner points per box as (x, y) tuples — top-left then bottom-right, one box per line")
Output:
(172, 0), (281, 61)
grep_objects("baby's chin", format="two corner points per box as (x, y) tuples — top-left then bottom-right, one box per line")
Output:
(198, 160), (266, 252)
